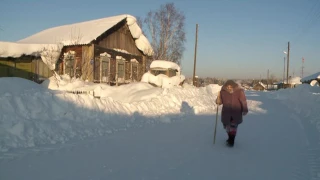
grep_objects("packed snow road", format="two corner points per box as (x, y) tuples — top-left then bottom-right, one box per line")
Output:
(0, 91), (319, 180)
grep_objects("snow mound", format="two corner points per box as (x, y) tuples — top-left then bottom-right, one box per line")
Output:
(0, 78), (223, 152)
(271, 84), (320, 135)
(141, 72), (185, 88)
(0, 77), (46, 95)
(0, 77), (266, 152)
(42, 75), (97, 91)
(310, 80), (319, 86)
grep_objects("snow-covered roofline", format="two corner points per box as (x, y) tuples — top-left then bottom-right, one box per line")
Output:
(258, 82), (266, 88)
(0, 41), (55, 58)
(17, 14), (153, 56)
(301, 72), (320, 82)
(0, 41), (62, 70)
(150, 60), (181, 72)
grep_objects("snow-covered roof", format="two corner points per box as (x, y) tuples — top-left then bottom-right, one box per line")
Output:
(0, 41), (57, 58)
(0, 42), (61, 70)
(301, 72), (320, 82)
(258, 82), (266, 88)
(17, 14), (153, 56)
(150, 60), (181, 72)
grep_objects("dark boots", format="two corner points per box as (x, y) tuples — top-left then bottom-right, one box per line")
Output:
(226, 133), (235, 147)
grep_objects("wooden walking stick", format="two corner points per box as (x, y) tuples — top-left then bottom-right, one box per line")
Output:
(213, 105), (219, 144)
(213, 92), (221, 144)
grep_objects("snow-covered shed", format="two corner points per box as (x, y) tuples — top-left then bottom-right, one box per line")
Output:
(0, 42), (57, 82)
(0, 14), (153, 84)
(301, 72), (320, 86)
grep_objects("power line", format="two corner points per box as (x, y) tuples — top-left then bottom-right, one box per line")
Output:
(292, 0), (320, 44)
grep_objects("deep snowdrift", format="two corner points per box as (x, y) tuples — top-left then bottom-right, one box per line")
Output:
(0, 77), (222, 152)
(2, 77), (317, 153)
(271, 84), (320, 137)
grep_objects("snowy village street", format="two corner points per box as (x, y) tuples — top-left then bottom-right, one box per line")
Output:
(1, 1), (320, 180)
(1, 85), (319, 180)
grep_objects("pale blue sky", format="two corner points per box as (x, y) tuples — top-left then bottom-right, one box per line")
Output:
(1, 0), (319, 79)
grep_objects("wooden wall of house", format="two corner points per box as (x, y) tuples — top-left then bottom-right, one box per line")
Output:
(93, 45), (145, 84)
(32, 58), (53, 81)
(110, 58), (116, 84)
(95, 20), (144, 57)
(0, 56), (52, 83)
(81, 45), (94, 81)
(58, 45), (83, 77)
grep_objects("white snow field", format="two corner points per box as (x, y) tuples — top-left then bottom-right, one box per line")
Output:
(0, 77), (319, 180)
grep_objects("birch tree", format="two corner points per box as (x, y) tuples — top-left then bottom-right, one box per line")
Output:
(143, 3), (186, 65)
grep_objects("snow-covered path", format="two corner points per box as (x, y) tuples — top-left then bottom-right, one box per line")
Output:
(0, 91), (319, 180)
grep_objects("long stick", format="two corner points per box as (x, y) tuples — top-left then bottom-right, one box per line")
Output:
(213, 105), (219, 144)
(192, 24), (198, 86)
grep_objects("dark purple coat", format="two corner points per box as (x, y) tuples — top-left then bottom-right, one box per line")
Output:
(218, 84), (248, 126)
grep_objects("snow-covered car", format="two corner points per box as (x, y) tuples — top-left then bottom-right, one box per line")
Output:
(141, 60), (185, 88)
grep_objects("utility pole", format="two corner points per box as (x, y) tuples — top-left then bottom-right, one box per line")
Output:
(301, 57), (305, 78)
(283, 57), (286, 84)
(260, 74), (261, 82)
(267, 69), (269, 90)
(286, 41), (290, 84)
(193, 24), (198, 86)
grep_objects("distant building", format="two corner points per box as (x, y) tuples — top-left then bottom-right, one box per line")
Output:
(252, 82), (266, 91)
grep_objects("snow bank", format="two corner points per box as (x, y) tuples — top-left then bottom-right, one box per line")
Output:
(271, 84), (320, 135)
(141, 72), (185, 88)
(42, 75), (97, 91)
(0, 77), (265, 152)
(310, 80), (319, 86)
(0, 78), (220, 152)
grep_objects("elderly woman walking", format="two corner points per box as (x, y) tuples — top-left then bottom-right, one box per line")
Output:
(216, 80), (248, 147)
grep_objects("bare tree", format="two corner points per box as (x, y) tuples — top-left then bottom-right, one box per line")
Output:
(136, 17), (145, 34)
(143, 3), (186, 65)
(40, 43), (63, 86)
(69, 27), (83, 45)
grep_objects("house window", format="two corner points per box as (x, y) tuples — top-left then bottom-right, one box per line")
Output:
(116, 56), (126, 84)
(63, 51), (75, 77)
(118, 62), (125, 78)
(131, 59), (139, 81)
(100, 54), (110, 83)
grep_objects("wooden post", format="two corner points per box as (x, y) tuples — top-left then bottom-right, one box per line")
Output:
(267, 69), (269, 90)
(286, 42), (290, 84)
(283, 57), (285, 84)
(193, 24), (198, 86)
(301, 57), (304, 78)
(213, 103), (219, 144)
